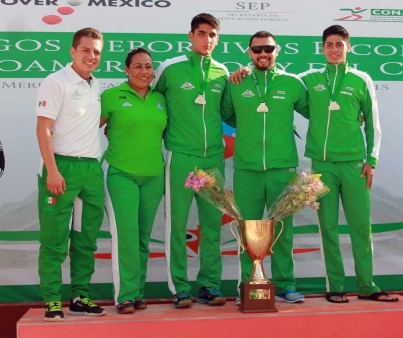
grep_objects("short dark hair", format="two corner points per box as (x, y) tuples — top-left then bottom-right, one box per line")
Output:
(322, 25), (350, 44)
(125, 48), (152, 68)
(72, 28), (103, 49)
(249, 31), (277, 46)
(191, 13), (220, 33)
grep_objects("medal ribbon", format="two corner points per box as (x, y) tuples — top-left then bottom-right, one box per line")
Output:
(188, 53), (211, 96)
(252, 70), (277, 104)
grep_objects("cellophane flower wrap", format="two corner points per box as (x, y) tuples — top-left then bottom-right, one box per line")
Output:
(266, 171), (330, 220)
(185, 167), (242, 223)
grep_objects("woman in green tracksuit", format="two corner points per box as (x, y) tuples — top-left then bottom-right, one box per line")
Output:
(222, 31), (309, 304)
(300, 25), (397, 303)
(101, 48), (167, 313)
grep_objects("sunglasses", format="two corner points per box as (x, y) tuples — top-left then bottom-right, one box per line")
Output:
(250, 45), (276, 54)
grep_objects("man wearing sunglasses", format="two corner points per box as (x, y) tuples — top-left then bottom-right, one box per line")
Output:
(222, 31), (309, 304)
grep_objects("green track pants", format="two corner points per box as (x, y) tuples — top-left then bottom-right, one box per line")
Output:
(165, 151), (225, 295)
(233, 168), (297, 294)
(105, 164), (164, 305)
(312, 159), (379, 295)
(38, 155), (104, 303)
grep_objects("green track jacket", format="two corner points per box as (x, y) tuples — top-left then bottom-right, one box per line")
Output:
(153, 51), (229, 157)
(299, 63), (381, 167)
(221, 67), (309, 171)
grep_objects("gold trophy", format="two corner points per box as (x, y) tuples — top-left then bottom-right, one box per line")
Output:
(231, 219), (283, 313)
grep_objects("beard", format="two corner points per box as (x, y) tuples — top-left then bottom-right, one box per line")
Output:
(253, 58), (275, 70)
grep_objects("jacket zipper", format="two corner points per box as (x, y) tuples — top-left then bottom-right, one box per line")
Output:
(323, 64), (338, 161)
(201, 56), (208, 157)
(263, 70), (267, 171)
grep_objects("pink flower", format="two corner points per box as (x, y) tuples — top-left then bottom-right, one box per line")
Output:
(300, 172), (308, 179)
(312, 183), (324, 193)
(225, 189), (234, 197)
(311, 202), (320, 210)
(184, 178), (192, 188)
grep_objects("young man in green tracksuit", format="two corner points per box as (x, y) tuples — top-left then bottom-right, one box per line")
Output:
(153, 13), (228, 308)
(299, 25), (398, 303)
(36, 28), (106, 322)
(222, 31), (309, 304)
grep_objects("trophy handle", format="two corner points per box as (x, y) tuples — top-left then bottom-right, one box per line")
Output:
(230, 220), (246, 254)
(268, 219), (284, 254)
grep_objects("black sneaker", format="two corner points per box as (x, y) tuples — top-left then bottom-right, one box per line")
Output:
(117, 300), (135, 314)
(134, 299), (147, 310)
(68, 295), (106, 316)
(173, 290), (193, 308)
(44, 301), (64, 322)
(198, 286), (226, 305)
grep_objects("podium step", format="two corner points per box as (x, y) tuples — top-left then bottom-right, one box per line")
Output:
(18, 295), (403, 338)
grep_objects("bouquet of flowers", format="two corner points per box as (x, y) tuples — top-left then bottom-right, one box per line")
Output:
(266, 171), (330, 220)
(185, 167), (242, 222)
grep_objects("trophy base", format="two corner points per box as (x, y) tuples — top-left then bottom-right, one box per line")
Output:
(239, 282), (278, 313)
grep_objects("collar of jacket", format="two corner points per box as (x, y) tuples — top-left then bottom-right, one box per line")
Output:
(188, 51), (212, 63)
(252, 66), (277, 79)
(326, 62), (348, 73)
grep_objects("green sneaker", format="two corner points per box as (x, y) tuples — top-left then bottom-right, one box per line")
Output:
(44, 301), (64, 322)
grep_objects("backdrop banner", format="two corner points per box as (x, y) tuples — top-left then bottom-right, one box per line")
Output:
(0, 0), (402, 302)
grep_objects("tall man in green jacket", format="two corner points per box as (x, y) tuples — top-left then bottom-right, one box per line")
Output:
(153, 13), (229, 308)
(222, 31), (309, 304)
(299, 25), (398, 303)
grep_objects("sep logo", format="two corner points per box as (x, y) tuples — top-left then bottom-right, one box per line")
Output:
(236, 2), (270, 10)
